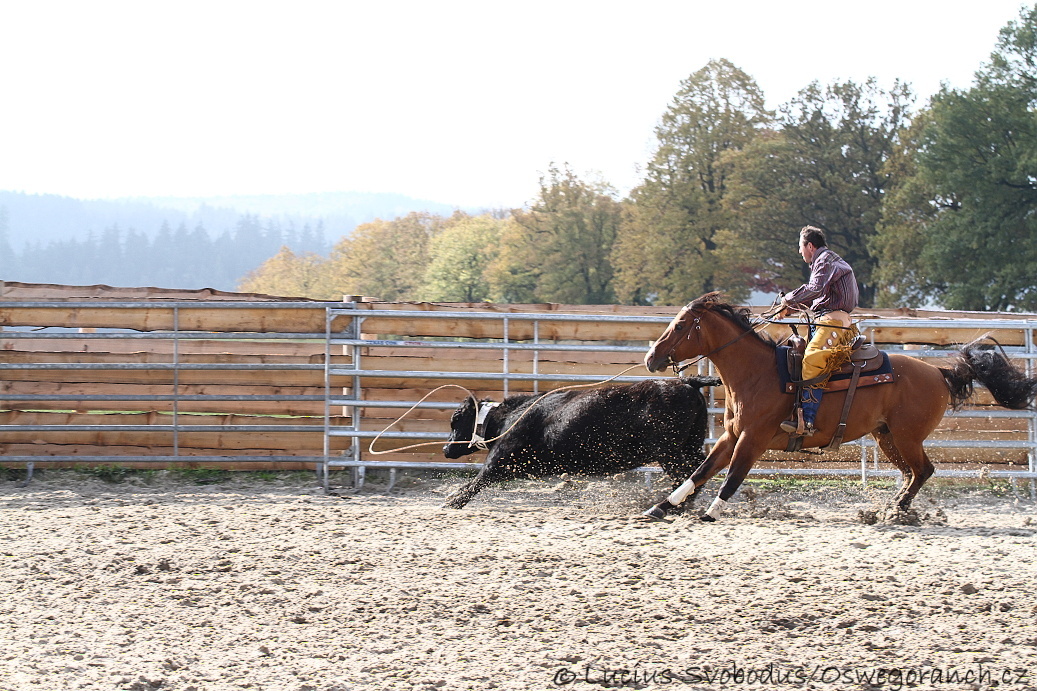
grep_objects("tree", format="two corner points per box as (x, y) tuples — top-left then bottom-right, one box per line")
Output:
(872, 5), (1037, 310)
(868, 112), (944, 307)
(238, 246), (336, 298)
(418, 215), (508, 302)
(491, 165), (621, 304)
(123, 228), (152, 284)
(721, 78), (914, 306)
(612, 59), (772, 304)
(328, 211), (455, 300)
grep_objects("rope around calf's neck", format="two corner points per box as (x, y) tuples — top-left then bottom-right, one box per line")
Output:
(365, 363), (648, 455)
(366, 383), (480, 455)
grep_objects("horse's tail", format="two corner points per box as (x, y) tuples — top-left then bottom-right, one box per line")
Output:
(941, 339), (1037, 411)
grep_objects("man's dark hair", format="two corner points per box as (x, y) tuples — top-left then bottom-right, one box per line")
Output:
(800, 225), (827, 248)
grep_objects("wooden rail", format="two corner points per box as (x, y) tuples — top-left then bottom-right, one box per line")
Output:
(1, 283), (1035, 477)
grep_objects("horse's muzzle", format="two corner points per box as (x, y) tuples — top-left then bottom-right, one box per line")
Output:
(644, 348), (667, 373)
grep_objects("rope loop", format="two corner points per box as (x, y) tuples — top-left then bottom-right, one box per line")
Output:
(366, 363), (647, 456)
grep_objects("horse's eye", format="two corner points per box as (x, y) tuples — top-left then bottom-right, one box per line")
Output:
(674, 323), (684, 331)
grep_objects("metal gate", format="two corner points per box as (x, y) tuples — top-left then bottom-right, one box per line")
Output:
(321, 304), (1037, 495)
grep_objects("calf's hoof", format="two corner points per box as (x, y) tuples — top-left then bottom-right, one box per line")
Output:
(641, 500), (675, 520)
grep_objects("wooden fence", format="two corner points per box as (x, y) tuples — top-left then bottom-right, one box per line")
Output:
(1, 281), (1035, 486)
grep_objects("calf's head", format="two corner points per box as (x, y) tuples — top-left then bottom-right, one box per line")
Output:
(443, 397), (480, 459)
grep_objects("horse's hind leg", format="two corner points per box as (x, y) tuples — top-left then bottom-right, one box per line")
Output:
(873, 429), (935, 511)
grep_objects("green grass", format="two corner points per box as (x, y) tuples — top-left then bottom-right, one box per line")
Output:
(73, 465), (157, 484)
(924, 476), (1023, 498)
(173, 468), (232, 485)
(1, 467), (31, 482)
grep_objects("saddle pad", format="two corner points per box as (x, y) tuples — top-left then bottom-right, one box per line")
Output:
(776, 346), (895, 394)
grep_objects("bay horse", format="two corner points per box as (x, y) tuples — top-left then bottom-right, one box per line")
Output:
(641, 292), (1037, 522)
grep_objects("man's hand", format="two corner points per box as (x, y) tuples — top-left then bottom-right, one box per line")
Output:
(763, 295), (790, 320)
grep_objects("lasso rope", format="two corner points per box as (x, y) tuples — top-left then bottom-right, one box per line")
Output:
(366, 363), (648, 455)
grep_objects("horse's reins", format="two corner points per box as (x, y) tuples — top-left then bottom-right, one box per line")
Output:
(663, 294), (866, 373)
(366, 363), (647, 455)
(662, 302), (860, 376)
(662, 307), (774, 375)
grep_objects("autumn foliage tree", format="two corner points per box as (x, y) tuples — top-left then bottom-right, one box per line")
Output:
(872, 4), (1037, 311)
(235, 9), (1037, 311)
(327, 211), (456, 301)
(418, 215), (509, 302)
(237, 246), (337, 298)
(611, 59), (772, 304)
(721, 78), (914, 306)
(488, 165), (622, 304)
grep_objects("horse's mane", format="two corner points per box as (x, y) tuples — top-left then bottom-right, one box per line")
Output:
(690, 291), (777, 347)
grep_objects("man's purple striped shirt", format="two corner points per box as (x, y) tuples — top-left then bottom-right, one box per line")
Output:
(785, 247), (858, 314)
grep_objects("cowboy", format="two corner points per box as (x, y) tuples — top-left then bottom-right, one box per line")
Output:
(778, 226), (859, 436)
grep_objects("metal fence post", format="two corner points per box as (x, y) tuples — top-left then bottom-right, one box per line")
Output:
(172, 305), (180, 459)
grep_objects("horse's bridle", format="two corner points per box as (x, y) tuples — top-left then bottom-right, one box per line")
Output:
(657, 305), (771, 375)
(654, 307), (700, 370)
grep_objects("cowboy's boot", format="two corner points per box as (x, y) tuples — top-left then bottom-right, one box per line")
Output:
(780, 405), (804, 435)
(801, 387), (823, 436)
(781, 387), (823, 436)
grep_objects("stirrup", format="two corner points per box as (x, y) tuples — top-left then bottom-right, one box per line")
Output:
(780, 408), (805, 435)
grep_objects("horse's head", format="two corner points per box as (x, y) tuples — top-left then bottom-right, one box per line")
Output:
(644, 292), (763, 373)
(644, 296), (714, 373)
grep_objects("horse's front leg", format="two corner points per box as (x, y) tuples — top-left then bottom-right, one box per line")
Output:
(642, 432), (736, 519)
(699, 432), (771, 522)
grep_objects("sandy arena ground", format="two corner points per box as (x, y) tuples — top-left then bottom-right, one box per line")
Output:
(1, 469), (1035, 691)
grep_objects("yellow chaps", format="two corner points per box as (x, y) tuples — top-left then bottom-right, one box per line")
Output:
(801, 310), (855, 384)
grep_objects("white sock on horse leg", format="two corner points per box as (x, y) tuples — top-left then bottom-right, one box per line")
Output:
(705, 497), (728, 520)
(668, 477), (697, 505)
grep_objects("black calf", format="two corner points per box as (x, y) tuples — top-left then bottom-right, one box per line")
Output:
(441, 376), (720, 509)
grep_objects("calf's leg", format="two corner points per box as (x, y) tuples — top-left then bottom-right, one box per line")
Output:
(442, 445), (517, 509)
(442, 473), (493, 509)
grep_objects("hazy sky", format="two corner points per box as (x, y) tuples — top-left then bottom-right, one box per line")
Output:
(0, 1), (1029, 209)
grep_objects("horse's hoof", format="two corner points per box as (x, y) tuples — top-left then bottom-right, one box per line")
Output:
(641, 500), (673, 520)
(700, 513), (717, 522)
(882, 507), (921, 526)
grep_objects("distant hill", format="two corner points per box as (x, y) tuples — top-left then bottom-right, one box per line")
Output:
(0, 190), (478, 291)
(0, 190), (469, 249)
